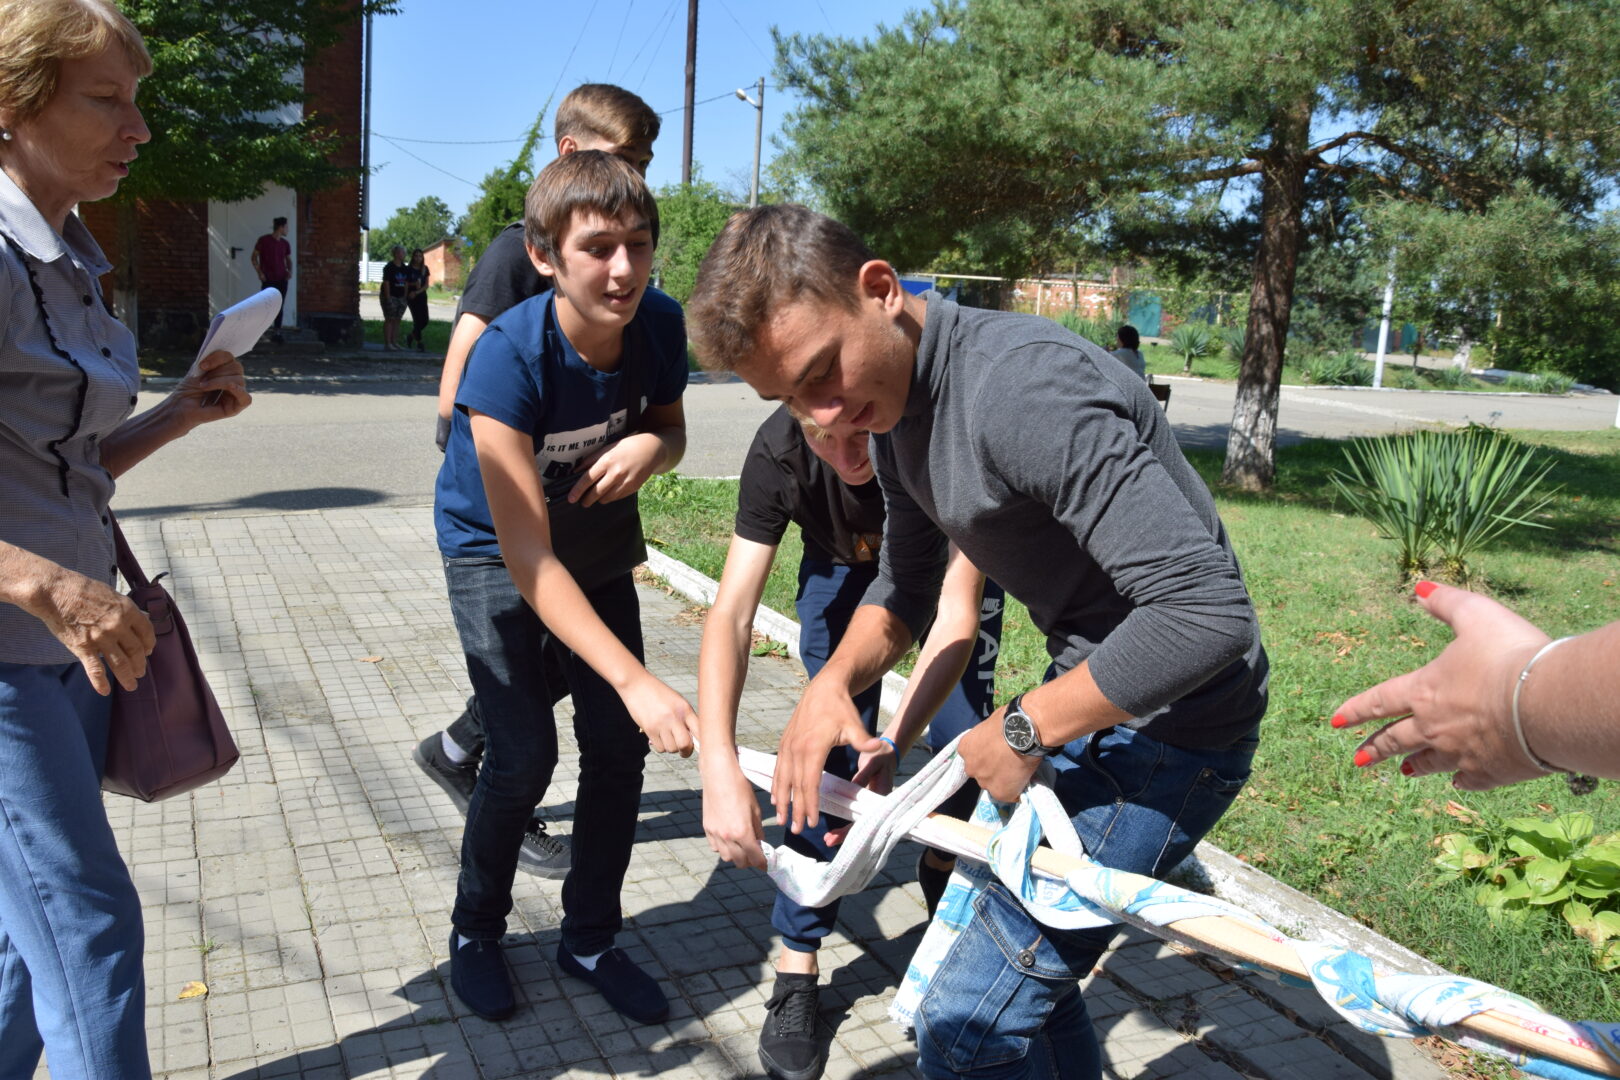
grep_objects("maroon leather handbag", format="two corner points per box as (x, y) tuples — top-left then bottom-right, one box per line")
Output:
(102, 516), (239, 801)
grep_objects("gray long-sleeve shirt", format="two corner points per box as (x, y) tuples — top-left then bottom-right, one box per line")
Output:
(863, 295), (1267, 749)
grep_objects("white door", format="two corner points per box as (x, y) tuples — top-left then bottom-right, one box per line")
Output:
(208, 185), (298, 326)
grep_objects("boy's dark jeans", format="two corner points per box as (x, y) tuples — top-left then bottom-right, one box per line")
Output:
(444, 557), (649, 954)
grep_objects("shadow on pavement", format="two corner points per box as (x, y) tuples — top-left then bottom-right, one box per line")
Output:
(115, 486), (390, 518)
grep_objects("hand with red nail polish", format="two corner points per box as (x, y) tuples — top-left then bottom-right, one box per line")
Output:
(1330, 581), (1554, 790)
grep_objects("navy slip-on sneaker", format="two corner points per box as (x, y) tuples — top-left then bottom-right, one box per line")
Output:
(449, 932), (516, 1021)
(556, 944), (669, 1024)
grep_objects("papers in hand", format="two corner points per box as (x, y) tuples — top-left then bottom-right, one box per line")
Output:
(196, 287), (283, 364)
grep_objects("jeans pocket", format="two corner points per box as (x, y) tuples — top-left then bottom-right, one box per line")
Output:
(918, 884), (1085, 1073)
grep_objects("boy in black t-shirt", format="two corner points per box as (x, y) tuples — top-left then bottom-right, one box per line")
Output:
(698, 406), (1003, 1080)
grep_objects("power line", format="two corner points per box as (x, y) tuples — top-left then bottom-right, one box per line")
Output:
(546, 0), (604, 108)
(714, 0), (772, 65)
(812, 0), (836, 33)
(375, 133), (523, 146)
(374, 134), (481, 189)
(656, 89), (735, 116)
(624, 0), (678, 79)
(606, 0), (634, 79)
(636, 1), (682, 92)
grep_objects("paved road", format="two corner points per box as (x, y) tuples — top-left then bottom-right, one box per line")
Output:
(113, 373), (1614, 517)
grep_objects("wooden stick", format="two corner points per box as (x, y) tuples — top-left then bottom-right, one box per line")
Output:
(919, 813), (1620, 1077)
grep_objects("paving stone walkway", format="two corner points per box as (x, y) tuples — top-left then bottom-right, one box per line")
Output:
(62, 508), (1451, 1080)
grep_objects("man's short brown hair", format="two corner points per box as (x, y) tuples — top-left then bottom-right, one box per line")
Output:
(554, 83), (660, 150)
(523, 150), (659, 265)
(686, 205), (875, 372)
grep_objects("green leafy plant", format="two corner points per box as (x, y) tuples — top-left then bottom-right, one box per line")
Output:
(1302, 350), (1374, 386)
(1170, 322), (1214, 374)
(1052, 311), (1117, 349)
(1434, 364), (1477, 390)
(1434, 809), (1620, 972)
(1503, 372), (1577, 395)
(1330, 427), (1559, 583)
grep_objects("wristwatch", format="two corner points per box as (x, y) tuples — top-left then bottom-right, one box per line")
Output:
(1001, 694), (1061, 758)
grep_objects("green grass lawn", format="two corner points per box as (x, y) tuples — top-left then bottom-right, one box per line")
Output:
(640, 430), (1620, 1021)
(360, 316), (451, 354)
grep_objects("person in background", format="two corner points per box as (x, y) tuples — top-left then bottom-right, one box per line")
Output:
(1110, 324), (1146, 381)
(1336, 581), (1618, 791)
(251, 214), (293, 344)
(380, 245), (413, 351)
(406, 246), (431, 350)
(0, 1), (251, 1073)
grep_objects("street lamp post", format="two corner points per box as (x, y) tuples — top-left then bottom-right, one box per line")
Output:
(735, 78), (764, 208)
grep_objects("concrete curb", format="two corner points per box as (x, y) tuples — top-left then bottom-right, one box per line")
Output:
(641, 546), (1454, 982)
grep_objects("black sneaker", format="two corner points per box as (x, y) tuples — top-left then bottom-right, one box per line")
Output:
(557, 944), (669, 1024)
(516, 817), (571, 879)
(413, 732), (477, 814)
(758, 972), (825, 1080)
(917, 850), (954, 917)
(449, 932), (515, 1021)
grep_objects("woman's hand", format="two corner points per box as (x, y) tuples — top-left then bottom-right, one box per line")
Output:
(171, 350), (251, 429)
(620, 673), (698, 756)
(39, 568), (154, 695)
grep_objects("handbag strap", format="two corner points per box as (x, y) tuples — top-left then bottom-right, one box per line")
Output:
(108, 512), (151, 589)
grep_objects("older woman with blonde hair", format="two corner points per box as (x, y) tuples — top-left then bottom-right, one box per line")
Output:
(0, 0), (250, 1074)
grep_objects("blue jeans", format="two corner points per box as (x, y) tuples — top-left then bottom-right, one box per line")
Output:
(772, 560), (884, 951)
(0, 661), (148, 1080)
(773, 565), (1007, 949)
(916, 725), (1259, 1080)
(444, 558), (649, 954)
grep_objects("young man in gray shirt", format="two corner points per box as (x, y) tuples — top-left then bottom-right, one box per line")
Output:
(687, 205), (1267, 1080)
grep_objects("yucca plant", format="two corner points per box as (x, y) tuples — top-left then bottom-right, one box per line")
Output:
(1170, 322), (1214, 374)
(1052, 311), (1117, 349)
(1435, 364), (1476, 390)
(1429, 427), (1560, 583)
(1331, 428), (1560, 584)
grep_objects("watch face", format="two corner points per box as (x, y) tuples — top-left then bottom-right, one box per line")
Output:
(1004, 711), (1037, 753)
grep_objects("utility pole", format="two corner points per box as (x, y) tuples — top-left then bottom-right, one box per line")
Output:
(681, 0), (698, 185)
(736, 77), (764, 208)
(1372, 249), (1396, 389)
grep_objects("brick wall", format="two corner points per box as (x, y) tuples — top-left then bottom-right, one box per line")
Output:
(424, 241), (464, 290)
(298, 6), (364, 345)
(80, 198), (210, 346)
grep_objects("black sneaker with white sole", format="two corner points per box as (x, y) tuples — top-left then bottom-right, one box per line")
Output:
(758, 971), (825, 1080)
(413, 732), (477, 813)
(414, 732), (571, 878)
(516, 817), (570, 879)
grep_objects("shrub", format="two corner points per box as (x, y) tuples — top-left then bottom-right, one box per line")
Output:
(1170, 322), (1214, 373)
(1302, 350), (1373, 386)
(1387, 367), (1424, 390)
(1434, 364), (1476, 390)
(1052, 311), (1117, 348)
(1330, 426), (1559, 583)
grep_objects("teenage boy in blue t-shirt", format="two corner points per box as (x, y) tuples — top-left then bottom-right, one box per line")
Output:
(434, 150), (695, 1025)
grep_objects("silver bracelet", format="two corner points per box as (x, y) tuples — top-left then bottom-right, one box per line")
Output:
(1510, 637), (1573, 775)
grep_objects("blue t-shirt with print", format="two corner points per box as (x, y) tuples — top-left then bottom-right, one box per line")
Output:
(434, 287), (688, 558)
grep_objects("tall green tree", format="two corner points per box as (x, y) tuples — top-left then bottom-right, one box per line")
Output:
(461, 105), (550, 260)
(371, 195), (460, 257)
(776, 0), (1620, 489)
(654, 174), (739, 304)
(112, 0), (394, 320)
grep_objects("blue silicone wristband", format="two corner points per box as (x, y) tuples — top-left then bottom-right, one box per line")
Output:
(878, 736), (897, 755)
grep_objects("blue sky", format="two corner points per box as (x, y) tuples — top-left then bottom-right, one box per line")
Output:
(365, 0), (921, 228)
